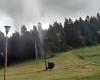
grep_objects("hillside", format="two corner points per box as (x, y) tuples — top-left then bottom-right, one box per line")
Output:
(0, 45), (100, 80)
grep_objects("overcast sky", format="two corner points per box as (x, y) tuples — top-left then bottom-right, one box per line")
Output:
(0, 0), (100, 35)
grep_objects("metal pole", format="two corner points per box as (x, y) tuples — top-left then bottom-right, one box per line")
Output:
(40, 44), (48, 70)
(34, 26), (38, 60)
(44, 53), (48, 70)
(39, 41), (48, 70)
(35, 36), (38, 60)
(4, 33), (8, 80)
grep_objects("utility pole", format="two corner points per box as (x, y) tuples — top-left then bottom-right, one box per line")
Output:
(33, 26), (38, 60)
(4, 26), (10, 80)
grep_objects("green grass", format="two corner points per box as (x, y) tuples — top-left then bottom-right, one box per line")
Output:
(0, 45), (100, 80)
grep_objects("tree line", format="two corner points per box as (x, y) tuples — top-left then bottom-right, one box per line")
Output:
(0, 13), (100, 67)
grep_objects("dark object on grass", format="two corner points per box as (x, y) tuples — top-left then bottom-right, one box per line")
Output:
(47, 62), (55, 70)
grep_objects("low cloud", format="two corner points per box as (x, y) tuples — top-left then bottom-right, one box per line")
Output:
(0, 0), (99, 31)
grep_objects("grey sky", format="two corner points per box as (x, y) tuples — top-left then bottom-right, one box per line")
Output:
(0, 0), (100, 34)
